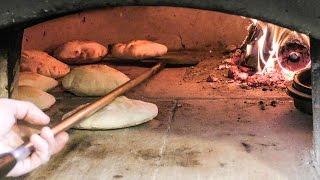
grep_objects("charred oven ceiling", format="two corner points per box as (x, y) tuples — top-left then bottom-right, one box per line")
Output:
(0, 0), (319, 39)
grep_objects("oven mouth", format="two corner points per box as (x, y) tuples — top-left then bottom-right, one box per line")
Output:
(1, 4), (317, 178)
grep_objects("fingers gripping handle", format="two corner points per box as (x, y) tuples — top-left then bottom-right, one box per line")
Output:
(0, 145), (31, 177)
(0, 62), (165, 177)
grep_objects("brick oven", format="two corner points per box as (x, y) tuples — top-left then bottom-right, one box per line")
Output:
(0, 1), (319, 179)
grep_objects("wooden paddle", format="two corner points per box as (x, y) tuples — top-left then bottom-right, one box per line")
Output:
(0, 61), (166, 177)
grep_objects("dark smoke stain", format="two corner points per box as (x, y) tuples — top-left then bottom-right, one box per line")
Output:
(247, 133), (256, 137)
(219, 162), (226, 167)
(241, 142), (252, 153)
(257, 143), (277, 147)
(113, 175), (123, 179)
(67, 136), (93, 153)
(38, 134), (92, 175)
(136, 146), (201, 167)
(258, 101), (266, 110)
(137, 149), (161, 160)
(84, 144), (113, 159)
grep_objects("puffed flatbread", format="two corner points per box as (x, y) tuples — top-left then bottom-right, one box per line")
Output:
(53, 40), (108, 64)
(62, 65), (129, 96)
(19, 72), (58, 91)
(111, 40), (167, 59)
(62, 96), (158, 130)
(11, 86), (56, 110)
(20, 50), (70, 79)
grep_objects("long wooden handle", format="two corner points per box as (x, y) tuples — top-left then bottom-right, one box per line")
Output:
(0, 61), (165, 177)
(0, 153), (16, 177)
(54, 61), (165, 134)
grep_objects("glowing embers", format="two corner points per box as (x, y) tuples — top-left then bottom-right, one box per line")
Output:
(225, 19), (310, 88)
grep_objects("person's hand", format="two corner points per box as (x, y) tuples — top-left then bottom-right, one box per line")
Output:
(0, 98), (69, 177)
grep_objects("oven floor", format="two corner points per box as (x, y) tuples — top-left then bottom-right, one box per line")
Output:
(24, 51), (316, 180)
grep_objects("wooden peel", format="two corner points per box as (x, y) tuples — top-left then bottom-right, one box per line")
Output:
(0, 61), (166, 177)
(102, 51), (199, 66)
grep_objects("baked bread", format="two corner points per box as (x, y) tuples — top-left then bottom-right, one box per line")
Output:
(111, 40), (167, 59)
(20, 50), (70, 79)
(19, 72), (58, 91)
(62, 65), (129, 96)
(11, 86), (56, 110)
(62, 96), (158, 130)
(53, 40), (108, 64)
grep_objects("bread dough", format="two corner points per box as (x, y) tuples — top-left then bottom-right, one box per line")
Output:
(62, 65), (129, 96)
(54, 41), (108, 64)
(19, 72), (58, 91)
(62, 96), (158, 130)
(111, 40), (167, 59)
(11, 86), (56, 110)
(20, 50), (70, 78)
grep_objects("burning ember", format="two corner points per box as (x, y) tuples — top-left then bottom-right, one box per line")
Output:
(225, 19), (310, 88)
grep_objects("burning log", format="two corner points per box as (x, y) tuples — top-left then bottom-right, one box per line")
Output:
(239, 22), (261, 51)
(224, 19), (310, 88)
(278, 39), (310, 72)
(252, 22), (311, 74)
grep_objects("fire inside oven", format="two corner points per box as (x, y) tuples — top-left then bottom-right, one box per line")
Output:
(8, 7), (315, 179)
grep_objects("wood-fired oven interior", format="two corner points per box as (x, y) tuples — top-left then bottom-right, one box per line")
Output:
(11, 6), (316, 179)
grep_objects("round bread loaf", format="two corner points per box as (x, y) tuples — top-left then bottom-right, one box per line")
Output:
(20, 50), (70, 79)
(62, 65), (130, 96)
(62, 96), (158, 130)
(111, 40), (167, 59)
(54, 40), (108, 64)
(12, 86), (56, 110)
(19, 72), (58, 91)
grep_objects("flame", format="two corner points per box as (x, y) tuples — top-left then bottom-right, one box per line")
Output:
(251, 19), (310, 81)
(251, 18), (258, 25)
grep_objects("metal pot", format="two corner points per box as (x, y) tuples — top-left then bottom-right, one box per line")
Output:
(287, 68), (312, 114)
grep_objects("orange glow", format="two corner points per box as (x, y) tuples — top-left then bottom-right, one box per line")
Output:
(250, 19), (310, 81)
